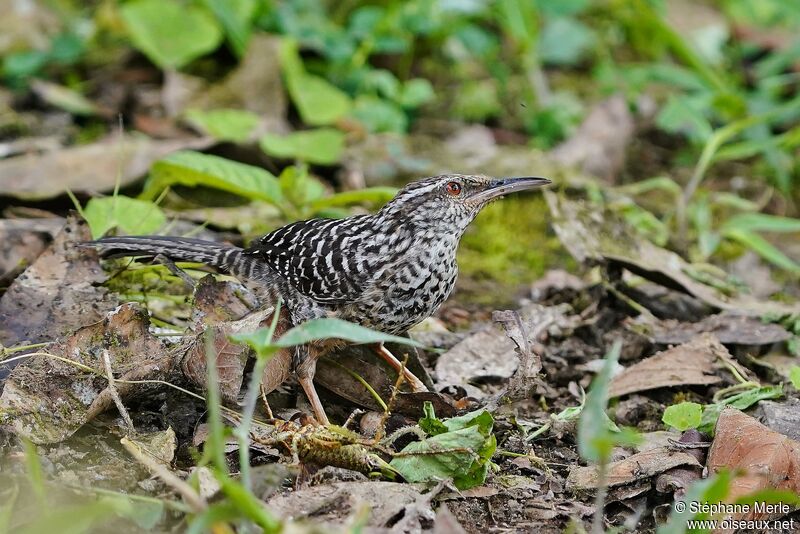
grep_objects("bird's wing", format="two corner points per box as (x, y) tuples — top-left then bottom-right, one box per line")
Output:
(244, 217), (374, 304)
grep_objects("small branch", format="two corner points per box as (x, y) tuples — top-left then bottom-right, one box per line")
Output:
(121, 436), (207, 513)
(102, 349), (135, 434)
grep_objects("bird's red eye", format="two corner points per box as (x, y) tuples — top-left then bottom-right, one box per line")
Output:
(445, 181), (462, 196)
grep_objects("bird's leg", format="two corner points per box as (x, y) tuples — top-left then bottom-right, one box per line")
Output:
(294, 346), (329, 426)
(375, 343), (428, 392)
(154, 253), (196, 289)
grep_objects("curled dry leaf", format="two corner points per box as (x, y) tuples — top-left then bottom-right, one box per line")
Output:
(0, 303), (174, 444)
(316, 343), (443, 416)
(566, 447), (702, 492)
(492, 305), (562, 402)
(437, 303), (577, 401)
(608, 334), (752, 398)
(706, 407), (800, 521)
(191, 275), (257, 326)
(181, 306), (284, 404)
(650, 313), (791, 346)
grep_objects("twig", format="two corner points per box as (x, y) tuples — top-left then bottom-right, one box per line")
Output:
(102, 348), (135, 434)
(121, 435), (206, 513)
(373, 354), (408, 444)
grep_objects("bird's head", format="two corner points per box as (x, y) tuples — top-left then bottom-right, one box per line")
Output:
(379, 174), (551, 234)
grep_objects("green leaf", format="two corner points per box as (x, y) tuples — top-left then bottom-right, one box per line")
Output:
(309, 187), (397, 211)
(84, 196), (166, 239)
(577, 341), (637, 463)
(278, 40), (351, 126)
(202, 0), (255, 57)
(121, 0), (222, 70)
(662, 402), (703, 431)
(699, 385), (783, 434)
(721, 213), (800, 234)
(183, 108), (260, 142)
(656, 94), (714, 143)
(398, 78), (435, 109)
(790, 366), (800, 389)
(275, 318), (424, 348)
(143, 151), (282, 205)
(231, 318), (423, 356)
(278, 165), (326, 208)
(538, 17), (595, 66)
(391, 408), (495, 490)
(723, 228), (800, 274)
(260, 128), (345, 165)
(351, 95), (408, 133)
(419, 401), (449, 436)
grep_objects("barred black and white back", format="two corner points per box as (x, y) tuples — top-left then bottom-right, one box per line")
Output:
(89, 174), (549, 335)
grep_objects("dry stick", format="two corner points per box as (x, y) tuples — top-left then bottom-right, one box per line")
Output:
(121, 435), (207, 513)
(373, 354), (409, 444)
(102, 348), (135, 434)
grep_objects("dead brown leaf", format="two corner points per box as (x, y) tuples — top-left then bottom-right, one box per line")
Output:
(551, 95), (635, 183)
(0, 134), (210, 200)
(0, 214), (118, 352)
(651, 313), (791, 346)
(0, 218), (63, 283)
(0, 303), (175, 443)
(566, 447), (702, 491)
(608, 334), (752, 398)
(707, 407), (800, 521)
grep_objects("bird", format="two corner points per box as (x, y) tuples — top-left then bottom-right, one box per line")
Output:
(87, 174), (551, 424)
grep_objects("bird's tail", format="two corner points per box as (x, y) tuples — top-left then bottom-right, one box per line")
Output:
(86, 236), (265, 279)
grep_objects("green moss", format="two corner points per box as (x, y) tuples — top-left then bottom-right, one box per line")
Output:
(457, 196), (573, 304)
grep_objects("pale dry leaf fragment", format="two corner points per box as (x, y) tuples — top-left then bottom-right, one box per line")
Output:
(706, 407), (800, 522)
(0, 134), (210, 200)
(608, 334), (751, 398)
(566, 447), (702, 491)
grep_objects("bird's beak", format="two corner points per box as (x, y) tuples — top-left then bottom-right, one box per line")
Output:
(469, 176), (551, 203)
